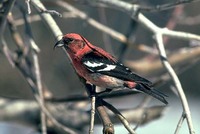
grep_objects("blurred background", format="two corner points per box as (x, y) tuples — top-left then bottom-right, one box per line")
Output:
(0, 0), (200, 134)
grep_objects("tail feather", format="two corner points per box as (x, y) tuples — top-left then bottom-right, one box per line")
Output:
(136, 83), (168, 105)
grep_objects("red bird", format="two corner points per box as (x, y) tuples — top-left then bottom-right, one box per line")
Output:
(54, 33), (168, 104)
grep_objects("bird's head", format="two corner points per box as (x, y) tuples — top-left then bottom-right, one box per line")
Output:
(54, 33), (91, 56)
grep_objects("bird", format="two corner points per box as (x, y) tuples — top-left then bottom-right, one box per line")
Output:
(54, 33), (168, 104)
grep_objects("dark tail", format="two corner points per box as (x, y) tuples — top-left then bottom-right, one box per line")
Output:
(136, 83), (168, 105)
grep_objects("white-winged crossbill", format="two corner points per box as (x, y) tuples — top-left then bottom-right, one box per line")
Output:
(54, 33), (168, 104)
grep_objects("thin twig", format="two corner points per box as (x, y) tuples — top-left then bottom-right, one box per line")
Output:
(30, 0), (63, 40)
(25, 0), (31, 14)
(33, 54), (47, 134)
(0, 0), (16, 67)
(134, 96), (151, 130)
(0, 0), (16, 35)
(41, 10), (62, 17)
(1, 39), (15, 67)
(31, 0), (62, 17)
(21, 5), (46, 133)
(134, 113), (146, 131)
(174, 112), (186, 134)
(7, 15), (26, 52)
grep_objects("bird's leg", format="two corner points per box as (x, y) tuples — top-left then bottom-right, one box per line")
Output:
(85, 83), (96, 97)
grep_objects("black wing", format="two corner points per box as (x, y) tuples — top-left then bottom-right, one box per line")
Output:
(81, 52), (152, 85)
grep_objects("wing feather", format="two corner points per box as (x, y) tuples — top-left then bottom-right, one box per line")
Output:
(82, 52), (152, 85)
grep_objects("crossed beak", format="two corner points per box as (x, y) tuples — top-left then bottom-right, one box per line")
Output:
(54, 39), (64, 50)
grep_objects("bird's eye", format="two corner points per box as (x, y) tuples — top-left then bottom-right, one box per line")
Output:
(63, 38), (74, 44)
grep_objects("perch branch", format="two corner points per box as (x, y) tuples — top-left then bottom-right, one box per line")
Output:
(89, 96), (96, 134)
(102, 99), (136, 134)
(96, 99), (114, 134)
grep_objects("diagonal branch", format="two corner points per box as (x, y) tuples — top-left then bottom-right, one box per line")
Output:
(175, 112), (186, 134)
(96, 100), (114, 134)
(155, 33), (194, 134)
(102, 99), (136, 134)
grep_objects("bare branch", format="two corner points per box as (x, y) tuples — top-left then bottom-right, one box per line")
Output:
(21, 5), (47, 133)
(1, 39), (15, 67)
(0, 0), (16, 67)
(156, 32), (194, 133)
(89, 96), (96, 134)
(41, 10), (62, 17)
(175, 112), (186, 134)
(96, 102), (114, 134)
(33, 55), (47, 134)
(102, 99), (136, 134)
(31, 0), (63, 41)
(32, 0), (62, 17)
